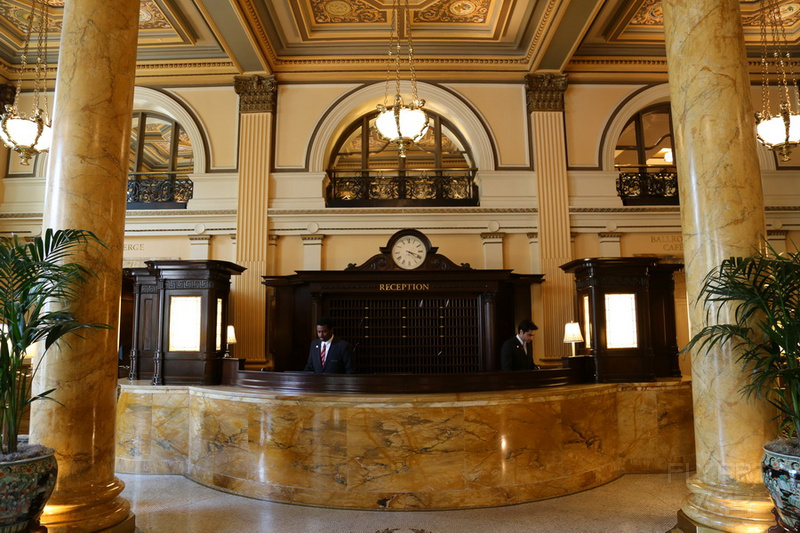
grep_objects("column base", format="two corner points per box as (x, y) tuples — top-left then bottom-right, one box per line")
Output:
(677, 474), (776, 532)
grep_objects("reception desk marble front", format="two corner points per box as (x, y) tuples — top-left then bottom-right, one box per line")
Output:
(116, 380), (694, 510)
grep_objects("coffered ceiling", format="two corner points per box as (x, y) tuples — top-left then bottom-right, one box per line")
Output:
(0, 0), (797, 85)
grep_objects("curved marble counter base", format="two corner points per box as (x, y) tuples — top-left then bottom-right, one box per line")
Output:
(116, 381), (694, 510)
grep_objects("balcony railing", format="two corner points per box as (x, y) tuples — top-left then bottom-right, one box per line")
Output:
(615, 165), (679, 206)
(127, 172), (193, 210)
(327, 168), (478, 207)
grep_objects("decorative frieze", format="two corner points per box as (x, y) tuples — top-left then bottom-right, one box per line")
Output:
(234, 75), (277, 114)
(525, 73), (568, 113)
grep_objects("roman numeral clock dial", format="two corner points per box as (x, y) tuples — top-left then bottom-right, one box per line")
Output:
(391, 234), (428, 270)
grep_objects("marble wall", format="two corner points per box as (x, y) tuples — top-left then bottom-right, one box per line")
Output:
(116, 381), (694, 510)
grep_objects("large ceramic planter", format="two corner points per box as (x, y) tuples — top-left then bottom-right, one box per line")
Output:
(0, 446), (57, 533)
(763, 442), (800, 530)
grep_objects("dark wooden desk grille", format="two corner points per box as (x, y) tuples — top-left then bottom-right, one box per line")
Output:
(330, 296), (480, 374)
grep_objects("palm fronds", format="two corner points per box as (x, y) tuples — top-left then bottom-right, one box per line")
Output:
(687, 244), (800, 436)
(0, 229), (107, 454)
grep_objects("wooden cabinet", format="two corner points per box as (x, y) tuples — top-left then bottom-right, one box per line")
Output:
(125, 260), (245, 384)
(560, 257), (683, 382)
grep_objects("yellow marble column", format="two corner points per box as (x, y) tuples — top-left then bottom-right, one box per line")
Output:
(662, 0), (777, 531)
(232, 76), (274, 365)
(31, 0), (139, 531)
(526, 74), (576, 361)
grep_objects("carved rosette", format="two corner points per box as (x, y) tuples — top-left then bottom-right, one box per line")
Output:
(525, 74), (568, 113)
(234, 75), (277, 114)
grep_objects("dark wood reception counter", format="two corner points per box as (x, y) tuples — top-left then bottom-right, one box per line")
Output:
(220, 358), (582, 393)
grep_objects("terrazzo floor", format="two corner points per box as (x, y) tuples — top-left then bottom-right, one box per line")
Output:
(119, 471), (693, 533)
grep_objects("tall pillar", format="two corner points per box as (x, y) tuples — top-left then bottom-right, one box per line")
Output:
(31, 0), (140, 531)
(526, 74), (575, 361)
(233, 75), (275, 364)
(662, 0), (777, 531)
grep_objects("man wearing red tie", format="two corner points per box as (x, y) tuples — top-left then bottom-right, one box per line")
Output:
(304, 317), (355, 373)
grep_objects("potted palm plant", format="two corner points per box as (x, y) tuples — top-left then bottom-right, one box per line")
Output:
(0, 228), (106, 533)
(687, 243), (800, 531)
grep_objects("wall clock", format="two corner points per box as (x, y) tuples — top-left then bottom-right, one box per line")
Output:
(391, 232), (428, 269)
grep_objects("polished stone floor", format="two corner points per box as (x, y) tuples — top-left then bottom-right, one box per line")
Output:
(119, 471), (692, 533)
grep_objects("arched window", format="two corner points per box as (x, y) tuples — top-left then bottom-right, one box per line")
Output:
(615, 103), (679, 205)
(127, 112), (194, 209)
(326, 110), (478, 207)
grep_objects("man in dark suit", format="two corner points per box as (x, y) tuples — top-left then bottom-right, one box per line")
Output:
(304, 317), (355, 373)
(500, 319), (540, 371)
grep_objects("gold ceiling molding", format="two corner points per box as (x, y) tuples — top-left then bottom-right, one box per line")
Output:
(524, 0), (560, 64)
(310, 0), (386, 24)
(235, 0), (279, 71)
(414, 0), (491, 24)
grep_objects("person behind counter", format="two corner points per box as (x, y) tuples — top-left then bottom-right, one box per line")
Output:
(500, 319), (540, 371)
(304, 317), (355, 374)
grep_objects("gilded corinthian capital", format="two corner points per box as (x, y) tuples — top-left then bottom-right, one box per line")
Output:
(234, 75), (277, 113)
(525, 74), (568, 113)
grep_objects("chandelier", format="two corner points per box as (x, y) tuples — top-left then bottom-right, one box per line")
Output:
(0, 0), (52, 165)
(375, 0), (430, 158)
(755, 0), (800, 161)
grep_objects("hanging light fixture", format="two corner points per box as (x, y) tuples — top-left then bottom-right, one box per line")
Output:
(375, 0), (429, 158)
(0, 0), (53, 165)
(755, 0), (800, 161)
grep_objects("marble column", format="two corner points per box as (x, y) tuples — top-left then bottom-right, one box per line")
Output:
(662, 0), (777, 531)
(232, 75), (275, 364)
(526, 74), (575, 361)
(31, 0), (139, 532)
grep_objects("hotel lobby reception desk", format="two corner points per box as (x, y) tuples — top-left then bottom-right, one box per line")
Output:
(116, 378), (694, 510)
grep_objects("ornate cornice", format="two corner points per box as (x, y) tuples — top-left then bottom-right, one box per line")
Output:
(525, 73), (568, 113)
(234, 75), (277, 114)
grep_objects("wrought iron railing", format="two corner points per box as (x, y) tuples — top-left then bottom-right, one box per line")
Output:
(127, 172), (193, 209)
(327, 168), (478, 207)
(615, 165), (679, 206)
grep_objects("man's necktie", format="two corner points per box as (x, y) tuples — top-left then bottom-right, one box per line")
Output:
(320, 343), (327, 366)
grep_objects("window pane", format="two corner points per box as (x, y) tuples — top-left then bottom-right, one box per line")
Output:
(641, 110), (672, 164)
(175, 126), (194, 173)
(129, 116), (140, 173)
(141, 116), (173, 172)
(615, 120), (639, 166)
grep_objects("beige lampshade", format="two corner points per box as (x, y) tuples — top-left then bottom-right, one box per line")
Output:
(563, 321), (584, 344)
(226, 325), (237, 345)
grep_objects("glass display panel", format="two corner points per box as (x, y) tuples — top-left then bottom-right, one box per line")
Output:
(168, 296), (201, 352)
(605, 293), (638, 349)
(582, 295), (592, 349)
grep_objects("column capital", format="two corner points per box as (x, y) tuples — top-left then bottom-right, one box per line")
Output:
(234, 75), (277, 114)
(525, 73), (568, 113)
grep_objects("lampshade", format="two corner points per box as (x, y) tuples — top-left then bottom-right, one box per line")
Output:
(375, 105), (429, 143)
(563, 321), (584, 344)
(227, 325), (237, 345)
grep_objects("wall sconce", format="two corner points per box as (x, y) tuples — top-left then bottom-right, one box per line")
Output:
(224, 325), (237, 358)
(563, 321), (584, 357)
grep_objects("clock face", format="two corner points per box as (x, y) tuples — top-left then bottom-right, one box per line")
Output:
(391, 235), (427, 270)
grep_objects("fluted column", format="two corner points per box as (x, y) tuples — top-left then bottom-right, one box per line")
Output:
(526, 74), (575, 361)
(233, 75), (275, 364)
(32, 0), (139, 531)
(662, 0), (777, 531)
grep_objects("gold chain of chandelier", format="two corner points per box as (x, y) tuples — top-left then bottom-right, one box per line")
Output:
(755, 0), (800, 160)
(374, 0), (430, 158)
(0, 0), (53, 165)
